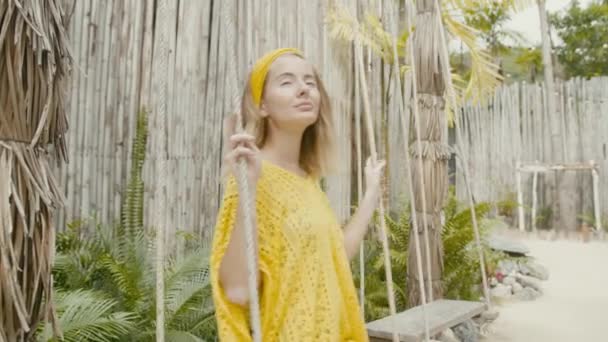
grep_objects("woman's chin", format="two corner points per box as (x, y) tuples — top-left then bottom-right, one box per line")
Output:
(291, 111), (319, 126)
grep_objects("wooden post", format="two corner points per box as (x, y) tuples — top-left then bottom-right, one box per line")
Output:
(532, 170), (538, 232)
(516, 162), (525, 232)
(591, 160), (602, 232)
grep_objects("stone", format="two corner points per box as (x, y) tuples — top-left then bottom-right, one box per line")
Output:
(519, 260), (549, 280)
(497, 260), (520, 275)
(490, 283), (512, 299)
(512, 282), (523, 293)
(514, 287), (541, 301)
(453, 319), (478, 342)
(503, 276), (517, 286)
(515, 274), (543, 293)
(487, 235), (530, 256)
(438, 328), (461, 342)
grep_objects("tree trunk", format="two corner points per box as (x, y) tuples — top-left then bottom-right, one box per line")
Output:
(538, 0), (575, 232)
(407, 0), (449, 307)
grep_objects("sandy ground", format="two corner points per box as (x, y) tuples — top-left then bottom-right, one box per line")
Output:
(482, 233), (608, 342)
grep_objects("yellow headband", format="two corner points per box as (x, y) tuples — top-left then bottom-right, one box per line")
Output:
(250, 48), (303, 107)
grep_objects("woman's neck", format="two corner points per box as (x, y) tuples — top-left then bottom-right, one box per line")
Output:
(261, 128), (305, 175)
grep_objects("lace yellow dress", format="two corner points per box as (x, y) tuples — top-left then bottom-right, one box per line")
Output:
(210, 161), (368, 341)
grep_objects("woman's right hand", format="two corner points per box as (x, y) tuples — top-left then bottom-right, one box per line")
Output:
(223, 115), (262, 188)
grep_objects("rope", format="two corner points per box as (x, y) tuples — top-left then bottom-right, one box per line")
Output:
(354, 21), (399, 342)
(432, 0), (492, 310)
(154, 0), (169, 340)
(222, 1), (262, 341)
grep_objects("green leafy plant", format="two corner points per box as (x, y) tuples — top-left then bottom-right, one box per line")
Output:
(577, 212), (607, 232)
(496, 191), (518, 219)
(535, 206), (553, 230)
(38, 290), (138, 342)
(40, 109), (217, 341)
(353, 187), (504, 322)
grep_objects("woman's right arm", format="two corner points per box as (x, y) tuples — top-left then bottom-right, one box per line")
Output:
(219, 184), (260, 307)
(218, 124), (262, 307)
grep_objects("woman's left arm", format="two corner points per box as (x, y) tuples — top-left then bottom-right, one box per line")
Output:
(342, 158), (386, 260)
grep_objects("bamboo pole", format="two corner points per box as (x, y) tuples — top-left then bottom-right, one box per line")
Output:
(517, 162), (525, 232)
(532, 170), (538, 233)
(591, 161), (602, 232)
(154, 0), (169, 340)
(355, 36), (365, 318)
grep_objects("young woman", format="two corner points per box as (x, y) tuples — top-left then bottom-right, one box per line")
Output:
(210, 48), (385, 341)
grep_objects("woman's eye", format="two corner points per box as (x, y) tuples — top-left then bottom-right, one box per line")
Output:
(281, 81), (292, 86)
(307, 82), (317, 87)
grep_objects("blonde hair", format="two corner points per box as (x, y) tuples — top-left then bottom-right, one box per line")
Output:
(240, 56), (335, 178)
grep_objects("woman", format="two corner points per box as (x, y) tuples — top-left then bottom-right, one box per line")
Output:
(210, 48), (385, 341)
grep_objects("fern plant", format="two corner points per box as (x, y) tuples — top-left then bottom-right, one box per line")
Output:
(38, 290), (137, 342)
(354, 187), (504, 322)
(41, 109), (217, 341)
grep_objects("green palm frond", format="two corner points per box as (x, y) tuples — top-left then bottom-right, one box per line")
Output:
(39, 289), (137, 342)
(169, 307), (216, 338)
(164, 331), (205, 342)
(165, 274), (210, 315)
(120, 109), (148, 240)
(443, 13), (502, 104)
(165, 248), (210, 286)
(99, 251), (147, 310)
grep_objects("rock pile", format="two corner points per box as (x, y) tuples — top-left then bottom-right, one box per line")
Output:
(490, 259), (549, 301)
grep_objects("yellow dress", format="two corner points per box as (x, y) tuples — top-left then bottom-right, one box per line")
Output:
(210, 161), (369, 341)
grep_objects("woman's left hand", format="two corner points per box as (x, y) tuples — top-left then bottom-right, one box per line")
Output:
(364, 157), (386, 203)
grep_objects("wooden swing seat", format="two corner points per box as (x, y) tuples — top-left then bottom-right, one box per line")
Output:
(366, 299), (486, 341)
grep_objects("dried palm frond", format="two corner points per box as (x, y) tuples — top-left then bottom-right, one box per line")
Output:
(325, 4), (409, 64)
(444, 0), (535, 12)
(443, 13), (502, 104)
(0, 0), (72, 340)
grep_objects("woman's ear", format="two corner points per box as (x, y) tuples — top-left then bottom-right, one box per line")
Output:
(259, 102), (269, 118)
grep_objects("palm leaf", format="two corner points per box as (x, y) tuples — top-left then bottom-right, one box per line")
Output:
(39, 289), (136, 342)
(325, 4), (406, 63)
(164, 331), (206, 342)
(443, 13), (503, 104)
(165, 274), (210, 315)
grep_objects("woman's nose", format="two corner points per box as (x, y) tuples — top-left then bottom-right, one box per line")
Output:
(297, 82), (311, 96)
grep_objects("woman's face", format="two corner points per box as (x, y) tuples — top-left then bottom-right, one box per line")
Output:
(260, 54), (320, 132)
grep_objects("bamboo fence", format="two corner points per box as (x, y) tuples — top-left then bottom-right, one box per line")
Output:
(55, 0), (608, 241)
(55, 0), (377, 246)
(456, 77), (608, 231)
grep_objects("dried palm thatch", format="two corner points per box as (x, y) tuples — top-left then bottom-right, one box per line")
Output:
(0, 0), (72, 340)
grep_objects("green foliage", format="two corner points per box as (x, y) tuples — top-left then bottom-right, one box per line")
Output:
(535, 206), (553, 230)
(442, 199), (492, 301)
(496, 191), (518, 219)
(550, 1), (608, 78)
(463, 1), (525, 56)
(353, 188), (504, 322)
(514, 47), (543, 82)
(577, 212), (607, 231)
(41, 109), (216, 341)
(38, 290), (138, 342)
(120, 109), (148, 240)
